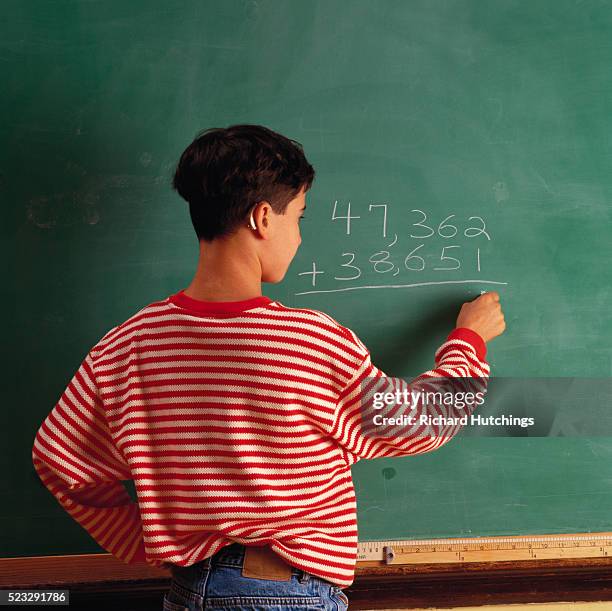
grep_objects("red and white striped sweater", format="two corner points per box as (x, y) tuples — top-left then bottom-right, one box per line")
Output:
(32, 290), (489, 587)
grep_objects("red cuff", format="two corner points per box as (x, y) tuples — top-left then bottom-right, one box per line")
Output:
(447, 327), (487, 361)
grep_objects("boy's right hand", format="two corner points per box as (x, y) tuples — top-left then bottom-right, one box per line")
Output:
(456, 292), (506, 343)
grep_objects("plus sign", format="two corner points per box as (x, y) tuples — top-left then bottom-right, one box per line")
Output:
(298, 262), (325, 287)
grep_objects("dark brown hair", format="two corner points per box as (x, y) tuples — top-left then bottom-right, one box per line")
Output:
(172, 124), (315, 241)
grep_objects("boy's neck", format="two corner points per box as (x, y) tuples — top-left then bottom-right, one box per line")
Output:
(184, 237), (263, 302)
(184, 280), (262, 303)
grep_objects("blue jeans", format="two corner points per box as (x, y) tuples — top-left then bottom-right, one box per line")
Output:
(163, 543), (350, 610)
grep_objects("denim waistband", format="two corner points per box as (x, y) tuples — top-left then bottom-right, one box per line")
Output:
(170, 542), (308, 580)
(209, 542), (302, 573)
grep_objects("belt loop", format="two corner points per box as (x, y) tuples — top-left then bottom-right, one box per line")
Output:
(298, 569), (310, 583)
(201, 554), (212, 570)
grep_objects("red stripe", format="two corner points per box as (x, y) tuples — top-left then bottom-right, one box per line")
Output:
(96, 330), (361, 370)
(136, 476), (352, 496)
(99, 378), (336, 403)
(95, 343), (354, 381)
(97, 317), (363, 360)
(138, 486), (354, 514)
(98, 353), (345, 391)
(97, 365), (339, 394)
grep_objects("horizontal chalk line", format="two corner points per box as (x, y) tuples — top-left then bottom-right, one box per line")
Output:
(295, 279), (509, 296)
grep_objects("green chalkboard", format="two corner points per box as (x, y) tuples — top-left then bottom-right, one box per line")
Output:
(4, 0), (612, 560)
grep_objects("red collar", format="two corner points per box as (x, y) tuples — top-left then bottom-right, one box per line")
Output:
(169, 290), (273, 315)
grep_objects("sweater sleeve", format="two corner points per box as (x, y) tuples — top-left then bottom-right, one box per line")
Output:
(329, 328), (490, 464)
(31, 352), (147, 563)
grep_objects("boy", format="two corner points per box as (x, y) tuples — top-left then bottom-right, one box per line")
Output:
(32, 124), (505, 610)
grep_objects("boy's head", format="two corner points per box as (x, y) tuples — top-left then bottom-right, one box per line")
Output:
(172, 124), (315, 282)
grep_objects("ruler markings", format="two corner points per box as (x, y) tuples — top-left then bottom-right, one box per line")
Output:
(357, 533), (612, 563)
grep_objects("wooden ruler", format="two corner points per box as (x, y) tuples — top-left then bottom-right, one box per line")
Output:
(357, 533), (612, 564)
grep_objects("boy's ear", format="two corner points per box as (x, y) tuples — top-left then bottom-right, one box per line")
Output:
(255, 202), (272, 236)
